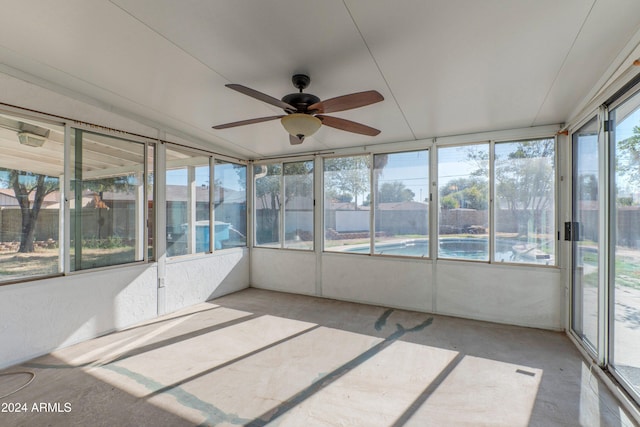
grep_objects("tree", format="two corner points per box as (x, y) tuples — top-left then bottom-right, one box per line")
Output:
(617, 125), (640, 190)
(492, 140), (555, 237)
(440, 194), (459, 210)
(79, 175), (133, 240)
(1, 160), (142, 254)
(578, 174), (598, 201)
(254, 161), (313, 243)
(324, 156), (370, 209)
(377, 181), (415, 203)
(335, 193), (354, 203)
(4, 170), (58, 253)
(254, 164), (282, 244)
(283, 162), (314, 203)
(618, 196), (633, 206)
(439, 177), (488, 210)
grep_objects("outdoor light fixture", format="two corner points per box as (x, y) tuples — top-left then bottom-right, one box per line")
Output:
(17, 131), (49, 147)
(280, 113), (322, 139)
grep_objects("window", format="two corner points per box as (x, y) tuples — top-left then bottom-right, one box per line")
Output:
(0, 113), (64, 281)
(1, 111), (246, 279)
(438, 144), (489, 261)
(254, 163), (281, 248)
(494, 139), (555, 265)
(214, 160), (247, 249)
(324, 156), (371, 253)
(284, 161), (314, 249)
(373, 150), (429, 257)
(71, 130), (146, 270)
(254, 160), (313, 250)
(165, 147), (210, 256)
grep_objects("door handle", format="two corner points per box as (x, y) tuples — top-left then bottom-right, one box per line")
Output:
(565, 222), (579, 241)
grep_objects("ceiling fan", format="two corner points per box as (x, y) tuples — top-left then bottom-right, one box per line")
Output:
(213, 74), (384, 145)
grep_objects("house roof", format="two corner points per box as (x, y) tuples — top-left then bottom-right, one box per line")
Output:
(255, 196), (429, 211)
(0, 188), (61, 207)
(0, 185), (245, 208)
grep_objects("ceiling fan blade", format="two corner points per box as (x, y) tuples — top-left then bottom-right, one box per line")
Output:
(226, 84), (296, 112)
(317, 115), (380, 136)
(212, 115), (284, 130)
(289, 134), (304, 145)
(308, 90), (383, 114)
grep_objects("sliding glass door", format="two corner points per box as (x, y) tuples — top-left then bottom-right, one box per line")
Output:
(572, 86), (640, 406)
(610, 89), (640, 398)
(571, 117), (601, 354)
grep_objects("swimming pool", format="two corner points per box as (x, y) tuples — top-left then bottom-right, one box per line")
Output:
(343, 238), (548, 263)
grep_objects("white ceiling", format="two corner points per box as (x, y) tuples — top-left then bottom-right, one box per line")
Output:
(0, 0), (639, 159)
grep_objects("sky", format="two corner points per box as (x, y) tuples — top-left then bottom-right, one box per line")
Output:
(166, 162), (246, 191)
(376, 150), (429, 202)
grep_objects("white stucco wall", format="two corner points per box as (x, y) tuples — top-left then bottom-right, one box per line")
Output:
(165, 248), (249, 312)
(251, 248), (316, 295)
(435, 261), (563, 329)
(251, 250), (563, 330)
(0, 264), (158, 369)
(321, 253), (433, 312)
(0, 72), (251, 369)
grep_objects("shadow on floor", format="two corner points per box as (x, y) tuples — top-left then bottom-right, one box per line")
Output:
(0, 288), (637, 426)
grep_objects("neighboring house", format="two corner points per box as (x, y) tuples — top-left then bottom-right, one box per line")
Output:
(0, 187), (61, 208)
(0, 185), (247, 243)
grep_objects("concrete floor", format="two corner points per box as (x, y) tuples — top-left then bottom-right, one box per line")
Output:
(0, 288), (638, 427)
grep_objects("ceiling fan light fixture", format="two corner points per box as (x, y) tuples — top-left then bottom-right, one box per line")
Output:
(281, 113), (321, 138)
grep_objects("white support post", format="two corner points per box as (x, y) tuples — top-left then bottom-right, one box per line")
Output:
(598, 105), (610, 367)
(430, 140), (438, 313)
(188, 165), (196, 254)
(156, 139), (167, 316)
(135, 172), (145, 260)
(57, 172), (65, 272)
(58, 123), (75, 273)
(369, 153), (375, 255)
(210, 157), (215, 252)
(247, 161), (254, 286)
(62, 123), (71, 274)
(279, 164), (285, 248)
(489, 140), (495, 263)
(314, 156), (323, 296)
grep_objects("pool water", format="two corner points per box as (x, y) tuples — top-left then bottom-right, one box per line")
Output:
(345, 238), (549, 263)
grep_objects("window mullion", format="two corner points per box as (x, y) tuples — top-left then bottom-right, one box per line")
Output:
(63, 123), (71, 274)
(143, 143), (149, 261)
(210, 156), (215, 252)
(370, 153), (375, 255)
(280, 163), (285, 249)
(187, 165), (196, 254)
(601, 104), (611, 367)
(489, 140), (495, 263)
(431, 143), (438, 260)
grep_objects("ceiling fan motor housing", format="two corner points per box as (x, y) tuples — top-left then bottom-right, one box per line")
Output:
(291, 74), (311, 90)
(281, 92), (320, 113)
